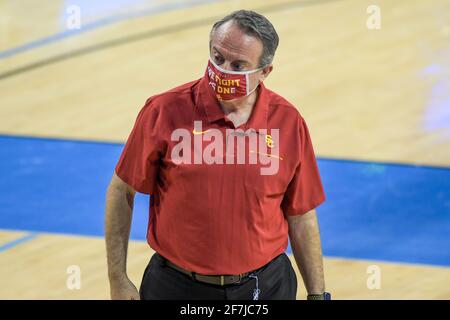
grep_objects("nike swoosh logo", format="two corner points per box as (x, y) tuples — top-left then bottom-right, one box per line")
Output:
(192, 129), (212, 135)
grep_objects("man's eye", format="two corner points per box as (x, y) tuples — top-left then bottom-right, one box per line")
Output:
(214, 56), (224, 64)
(232, 64), (244, 71)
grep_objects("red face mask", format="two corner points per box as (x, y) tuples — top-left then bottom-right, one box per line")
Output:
(206, 58), (264, 101)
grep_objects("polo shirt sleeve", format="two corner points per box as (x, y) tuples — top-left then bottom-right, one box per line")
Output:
(115, 98), (162, 194)
(281, 116), (326, 216)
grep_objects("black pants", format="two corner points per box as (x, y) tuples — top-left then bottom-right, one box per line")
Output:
(139, 252), (297, 300)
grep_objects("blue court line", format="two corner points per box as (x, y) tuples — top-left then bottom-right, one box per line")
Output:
(0, 0), (221, 59)
(0, 133), (448, 171)
(0, 233), (39, 253)
(0, 135), (449, 267)
(0, 133), (124, 147)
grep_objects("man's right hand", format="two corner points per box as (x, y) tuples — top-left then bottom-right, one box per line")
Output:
(109, 276), (140, 300)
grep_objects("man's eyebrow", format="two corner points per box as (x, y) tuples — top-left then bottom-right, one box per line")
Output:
(212, 46), (224, 57)
(212, 46), (250, 65)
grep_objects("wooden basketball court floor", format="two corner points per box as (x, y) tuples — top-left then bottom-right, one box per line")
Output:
(0, 0), (449, 299)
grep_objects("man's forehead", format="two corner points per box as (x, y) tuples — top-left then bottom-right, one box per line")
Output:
(211, 21), (263, 62)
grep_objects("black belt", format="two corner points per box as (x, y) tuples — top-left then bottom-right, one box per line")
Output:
(160, 255), (263, 286)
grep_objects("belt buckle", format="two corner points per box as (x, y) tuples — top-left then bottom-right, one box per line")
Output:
(219, 274), (243, 286)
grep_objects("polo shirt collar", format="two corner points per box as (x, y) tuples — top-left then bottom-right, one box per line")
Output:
(197, 71), (269, 131)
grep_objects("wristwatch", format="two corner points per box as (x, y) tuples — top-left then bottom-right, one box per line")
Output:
(307, 292), (331, 300)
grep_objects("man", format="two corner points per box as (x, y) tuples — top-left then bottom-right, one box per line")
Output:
(105, 10), (329, 300)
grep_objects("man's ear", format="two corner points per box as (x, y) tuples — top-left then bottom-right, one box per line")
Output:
(260, 64), (273, 82)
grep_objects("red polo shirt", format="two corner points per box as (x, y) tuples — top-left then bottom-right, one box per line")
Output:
(115, 71), (326, 275)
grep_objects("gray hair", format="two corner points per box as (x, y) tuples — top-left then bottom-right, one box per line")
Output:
(210, 10), (279, 68)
